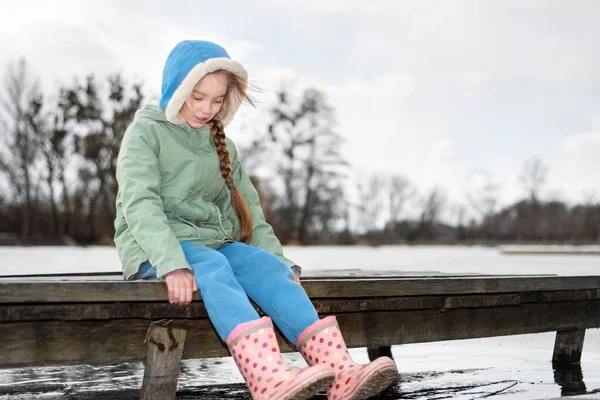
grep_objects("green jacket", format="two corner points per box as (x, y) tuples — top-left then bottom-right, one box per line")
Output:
(114, 104), (297, 279)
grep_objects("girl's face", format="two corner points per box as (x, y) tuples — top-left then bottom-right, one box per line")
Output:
(180, 71), (228, 128)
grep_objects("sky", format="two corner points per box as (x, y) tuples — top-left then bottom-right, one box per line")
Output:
(1, 0), (599, 220)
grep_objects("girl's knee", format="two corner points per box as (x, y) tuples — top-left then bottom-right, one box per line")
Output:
(220, 242), (262, 262)
(251, 250), (294, 280)
(220, 243), (293, 279)
(181, 241), (229, 267)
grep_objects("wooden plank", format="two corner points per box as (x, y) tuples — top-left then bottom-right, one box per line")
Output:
(0, 302), (210, 321)
(0, 297), (440, 322)
(2, 276), (600, 303)
(3, 289), (600, 322)
(0, 271), (548, 280)
(1, 298), (598, 368)
(334, 300), (600, 348)
(443, 289), (600, 309)
(140, 325), (186, 400)
(553, 330), (586, 366)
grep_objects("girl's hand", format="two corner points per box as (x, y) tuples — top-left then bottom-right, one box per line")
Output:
(293, 273), (301, 285)
(164, 269), (197, 305)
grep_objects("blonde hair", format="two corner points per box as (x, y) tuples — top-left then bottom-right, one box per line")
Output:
(210, 71), (254, 244)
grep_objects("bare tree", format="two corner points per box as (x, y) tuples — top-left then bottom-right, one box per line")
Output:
(37, 100), (74, 237)
(449, 202), (467, 227)
(466, 172), (501, 239)
(267, 85), (347, 244)
(519, 157), (548, 205)
(388, 174), (414, 224)
(449, 202), (469, 240)
(418, 187), (446, 239)
(61, 74), (143, 241)
(467, 173), (499, 220)
(581, 190), (600, 243)
(237, 137), (268, 176)
(0, 59), (44, 241)
(582, 190), (598, 206)
(357, 174), (387, 236)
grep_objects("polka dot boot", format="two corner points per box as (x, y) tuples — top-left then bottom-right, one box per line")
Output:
(227, 317), (335, 400)
(296, 316), (398, 400)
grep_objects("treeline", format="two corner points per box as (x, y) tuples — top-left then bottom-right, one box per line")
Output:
(0, 59), (598, 246)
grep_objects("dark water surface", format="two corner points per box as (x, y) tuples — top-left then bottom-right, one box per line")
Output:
(1, 353), (599, 399)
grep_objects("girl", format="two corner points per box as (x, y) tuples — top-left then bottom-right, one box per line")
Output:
(114, 40), (398, 400)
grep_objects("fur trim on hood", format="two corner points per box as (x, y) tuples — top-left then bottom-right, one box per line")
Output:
(159, 40), (248, 127)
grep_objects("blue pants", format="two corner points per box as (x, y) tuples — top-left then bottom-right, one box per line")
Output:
(133, 241), (319, 343)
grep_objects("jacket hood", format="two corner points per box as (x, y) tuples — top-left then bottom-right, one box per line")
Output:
(159, 40), (248, 127)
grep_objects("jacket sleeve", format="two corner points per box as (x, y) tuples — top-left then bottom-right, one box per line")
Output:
(116, 124), (191, 278)
(230, 142), (301, 276)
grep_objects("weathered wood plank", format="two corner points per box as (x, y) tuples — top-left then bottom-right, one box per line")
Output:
(2, 276), (600, 303)
(3, 289), (600, 322)
(0, 271), (545, 280)
(334, 300), (600, 348)
(1, 298), (598, 368)
(140, 325), (186, 400)
(0, 297), (440, 322)
(553, 330), (586, 366)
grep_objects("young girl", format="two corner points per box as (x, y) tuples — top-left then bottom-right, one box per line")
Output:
(114, 39), (398, 400)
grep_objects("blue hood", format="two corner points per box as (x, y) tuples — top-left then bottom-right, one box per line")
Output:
(159, 40), (248, 127)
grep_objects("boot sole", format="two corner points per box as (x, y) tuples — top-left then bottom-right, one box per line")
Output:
(345, 358), (398, 400)
(281, 367), (336, 400)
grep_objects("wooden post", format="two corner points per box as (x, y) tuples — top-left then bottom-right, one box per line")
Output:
(367, 346), (393, 361)
(140, 324), (187, 400)
(552, 329), (585, 366)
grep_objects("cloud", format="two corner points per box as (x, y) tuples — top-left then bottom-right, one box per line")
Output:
(328, 73), (415, 98)
(564, 131), (600, 151)
(1, 0), (598, 207)
(564, 117), (600, 151)
(260, 0), (383, 13)
(427, 139), (456, 163)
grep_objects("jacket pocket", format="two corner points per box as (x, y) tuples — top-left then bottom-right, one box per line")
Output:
(174, 215), (221, 240)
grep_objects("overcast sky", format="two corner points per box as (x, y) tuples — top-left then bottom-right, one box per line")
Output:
(1, 0), (599, 216)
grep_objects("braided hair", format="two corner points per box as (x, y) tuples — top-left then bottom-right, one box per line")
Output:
(210, 78), (253, 243)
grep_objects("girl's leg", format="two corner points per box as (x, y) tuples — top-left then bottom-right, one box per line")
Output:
(218, 242), (319, 343)
(182, 242), (335, 399)
(180, 241), (261, 341)
(130, 261), (161, 281)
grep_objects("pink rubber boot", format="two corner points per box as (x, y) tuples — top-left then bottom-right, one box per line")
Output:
(296, 316), (398, 400)
(227, 317), (335, 400)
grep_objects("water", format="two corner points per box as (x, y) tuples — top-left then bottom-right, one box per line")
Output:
(1, 245), (599, 399)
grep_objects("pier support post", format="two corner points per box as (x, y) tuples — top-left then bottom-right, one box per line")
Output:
(552, 329), (585, 366)
(140, 324), (187, 400)
(367, 346), (393, 361)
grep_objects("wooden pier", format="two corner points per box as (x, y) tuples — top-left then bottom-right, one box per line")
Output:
(1, 273), (599, 399)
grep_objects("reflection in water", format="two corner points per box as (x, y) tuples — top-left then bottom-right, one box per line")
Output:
(553, 363), (587, 396)
(1, 356), (600, 399)
(0, 366), (532, 399)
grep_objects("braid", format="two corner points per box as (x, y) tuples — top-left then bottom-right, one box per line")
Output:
(210, 119), (253, 244)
